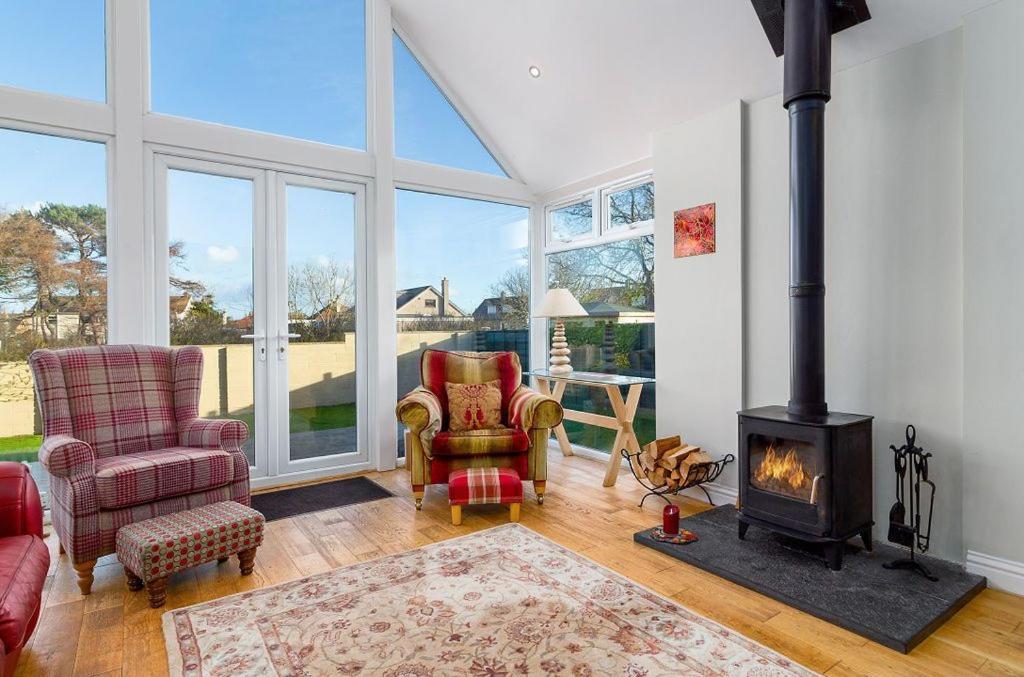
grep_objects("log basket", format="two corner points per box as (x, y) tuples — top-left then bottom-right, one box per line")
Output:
(621, 448), (735, 508)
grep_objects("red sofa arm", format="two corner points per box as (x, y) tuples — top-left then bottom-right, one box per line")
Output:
(179, 418), (249, 452)
(0, 463), (43, 540)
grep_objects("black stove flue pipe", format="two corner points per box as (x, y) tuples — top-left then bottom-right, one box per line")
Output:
(784, 1), (831, 419)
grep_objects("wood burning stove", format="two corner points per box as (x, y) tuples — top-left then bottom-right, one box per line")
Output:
(739, 0), (874, 570)
(738, 407), (873, 570)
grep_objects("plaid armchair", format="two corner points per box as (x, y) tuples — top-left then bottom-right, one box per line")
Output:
(29, 344), (250, 595)
(397, 349), (562, 509)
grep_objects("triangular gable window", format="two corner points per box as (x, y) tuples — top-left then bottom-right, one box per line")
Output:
(393, 33), (507, 177)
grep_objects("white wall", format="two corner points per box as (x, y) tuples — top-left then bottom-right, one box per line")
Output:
(654, 32), (966, 562)
(963, 0), (1024, 570)
(653, 101), (744, 476)
(744, 29), (965, 562)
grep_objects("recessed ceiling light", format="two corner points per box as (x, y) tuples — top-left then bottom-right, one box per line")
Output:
(528, 65), (541, 79)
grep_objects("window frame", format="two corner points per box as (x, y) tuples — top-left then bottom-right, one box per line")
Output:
(602, 177), (655, 236)
(544, 173), (654, 254)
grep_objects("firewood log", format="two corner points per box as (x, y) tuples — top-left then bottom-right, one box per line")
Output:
(664, 444), (700, 463)
(645, 436), (682, 461)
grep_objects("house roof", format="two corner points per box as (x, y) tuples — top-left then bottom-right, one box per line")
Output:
(582, 301), (654, 318)
(395, 285), (467, 317)
(169, 294), (191, 315)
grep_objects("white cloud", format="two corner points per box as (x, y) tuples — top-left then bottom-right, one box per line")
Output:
(207, 245), (240, 263)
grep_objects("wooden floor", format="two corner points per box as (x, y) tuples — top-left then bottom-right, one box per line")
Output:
(15, 452), (1024, 676)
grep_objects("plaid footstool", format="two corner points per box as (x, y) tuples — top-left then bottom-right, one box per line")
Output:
(448, 467), (523, 526)
(115, 501), (264, 608)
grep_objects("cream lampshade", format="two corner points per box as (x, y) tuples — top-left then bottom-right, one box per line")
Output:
(534, 289), (588, 374)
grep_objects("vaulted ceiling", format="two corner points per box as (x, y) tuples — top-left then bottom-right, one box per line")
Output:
(391, 0), (994, 194)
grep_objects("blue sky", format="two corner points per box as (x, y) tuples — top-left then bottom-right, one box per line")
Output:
(0, 1), (524, 319)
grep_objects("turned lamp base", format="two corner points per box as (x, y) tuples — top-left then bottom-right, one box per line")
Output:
(549, 320), (573, 374)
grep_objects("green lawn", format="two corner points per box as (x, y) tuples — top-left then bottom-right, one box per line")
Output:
(0, 403), (358, 462)
(0, 435), (42, 462)
(224, 402), (357, 436)
(562, 408), (657, 454)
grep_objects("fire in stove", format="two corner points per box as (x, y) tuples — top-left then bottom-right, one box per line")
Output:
(751, 440), (816, 502)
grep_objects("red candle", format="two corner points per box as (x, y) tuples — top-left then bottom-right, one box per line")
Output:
(663, 504), (680, 535)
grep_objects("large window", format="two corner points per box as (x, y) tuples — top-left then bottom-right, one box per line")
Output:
(0, 129), (107, 492)
(0, 1), (106, 101)
(393, 34), (506, 176)
(395, 189), (529, 453)
(544, 179), (655, 454)
(150, 0), (366, 149)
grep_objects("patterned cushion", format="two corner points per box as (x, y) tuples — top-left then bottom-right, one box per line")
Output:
(94, 447), (234, 510)
(432, 428), (530, 456)
(29, 345), (198, 458)
(420, 350), (522, 427)
(448, 467), (523, 506)
(446, 380), (502, 432)
(116, 501), (263, 582)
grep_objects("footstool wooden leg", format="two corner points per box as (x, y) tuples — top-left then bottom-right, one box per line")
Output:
(126, 571), (144, 592)
(451, 505), (462, 526)
(217, 557), (229, 564)
(238, 547), (257, 575)
(509, 503), (521, 523)
(147, 577), (168, 608)
(73, 560), (96, 595)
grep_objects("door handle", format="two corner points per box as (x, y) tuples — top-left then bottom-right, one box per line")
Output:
(277, 332), (302, 360)
(240, 334), (267, 362)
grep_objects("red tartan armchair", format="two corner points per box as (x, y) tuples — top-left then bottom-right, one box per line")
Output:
(396, 350), (563, 509)
(29, 344), (250, 595)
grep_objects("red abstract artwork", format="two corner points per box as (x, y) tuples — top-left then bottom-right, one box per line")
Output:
(673, 203), (716, 258)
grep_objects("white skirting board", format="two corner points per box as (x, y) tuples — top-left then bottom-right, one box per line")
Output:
(966, 550), (1024, 595)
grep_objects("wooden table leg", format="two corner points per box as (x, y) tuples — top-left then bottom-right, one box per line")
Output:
(602, 384), (644, 487)
(537, 378), (573, 457)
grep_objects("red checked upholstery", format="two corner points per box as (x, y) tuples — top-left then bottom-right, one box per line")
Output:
(0, 463), (48, 677)
(29, 344), (250, 568)
(448, 467), (523, 506)
(397, 350), (563, 505)
(94, 448), (235, 509)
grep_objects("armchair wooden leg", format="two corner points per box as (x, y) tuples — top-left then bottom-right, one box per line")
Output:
(412, 485), (425, 510)
(73, 560), (97, 595)
(451, 505), (462, 526)
(58, 541), (66, 556)
(534, 480), (546, 505)
(509, 503), (521, 523)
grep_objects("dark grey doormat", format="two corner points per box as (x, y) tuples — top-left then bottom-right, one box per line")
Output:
(252, 476), (393, 521)
(634, 505), (985, 653)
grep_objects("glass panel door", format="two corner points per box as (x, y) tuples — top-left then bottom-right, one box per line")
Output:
(158, 157), (268, 476)
(275, 174), (366, 472)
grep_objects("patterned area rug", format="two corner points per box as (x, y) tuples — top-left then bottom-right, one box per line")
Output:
(163, 524), (814, 676)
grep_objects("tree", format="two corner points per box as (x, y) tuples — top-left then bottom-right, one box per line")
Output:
(287, 259), (355, 341)
(168, 240), (207, 297)
(36, 203), (107, 340)
(548, 235), (654, 311)
(487, 266), (530, 329)
(0, 210), (66, 343)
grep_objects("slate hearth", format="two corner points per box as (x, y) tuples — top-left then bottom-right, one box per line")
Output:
(634, 505), (986, 653)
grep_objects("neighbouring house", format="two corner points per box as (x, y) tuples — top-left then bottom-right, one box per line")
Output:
(581, 301), (655, 325)
(169, 294), (194, 321)
(396, 277), (466, 325)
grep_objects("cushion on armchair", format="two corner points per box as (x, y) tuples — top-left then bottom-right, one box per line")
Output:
(94, 447), (235, 509)
(445, 380), (502, 431)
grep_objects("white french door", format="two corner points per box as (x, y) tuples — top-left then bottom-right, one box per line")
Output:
(153, 153), (368, 483)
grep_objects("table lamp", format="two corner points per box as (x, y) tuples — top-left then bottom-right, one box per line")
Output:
(534, 288), (588, 374)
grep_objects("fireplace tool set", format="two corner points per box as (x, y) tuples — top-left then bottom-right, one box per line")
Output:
(884, 424), (938, 581)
